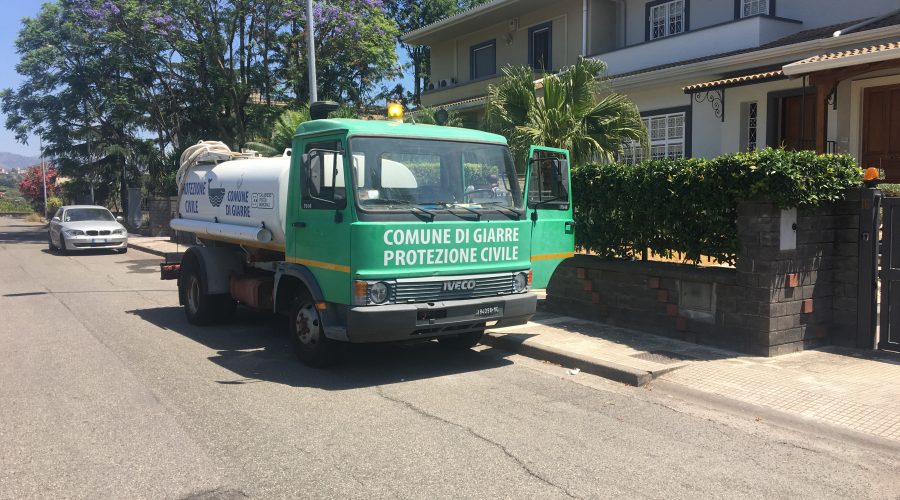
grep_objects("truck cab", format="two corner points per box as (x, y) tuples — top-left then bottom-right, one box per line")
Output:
(170, 113), (574, 367)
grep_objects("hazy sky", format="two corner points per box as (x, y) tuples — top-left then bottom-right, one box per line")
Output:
(0, 1), (414, 158)
(0, 1), (44, 156)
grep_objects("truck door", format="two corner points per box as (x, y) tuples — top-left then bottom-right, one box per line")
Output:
(289, 136), (352, 304)
(524, 146), (575, 289)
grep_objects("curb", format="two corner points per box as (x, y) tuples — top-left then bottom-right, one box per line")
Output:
(128, 240), (166, 257)
(128, 238), (183, 261)
(482, 332), (678, 387)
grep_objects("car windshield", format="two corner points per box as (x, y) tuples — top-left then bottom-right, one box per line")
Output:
(64, 208), (115, 222)
(348, 137), (523, 211)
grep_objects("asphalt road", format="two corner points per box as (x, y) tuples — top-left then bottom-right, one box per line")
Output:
(1, 216), (899, 499)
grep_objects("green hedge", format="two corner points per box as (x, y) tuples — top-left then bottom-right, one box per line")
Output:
(572, 148), (862, 265)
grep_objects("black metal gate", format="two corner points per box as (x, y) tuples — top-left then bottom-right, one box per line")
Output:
(879, 196), (900, 350)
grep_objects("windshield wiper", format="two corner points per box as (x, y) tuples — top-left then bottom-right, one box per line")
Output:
(363, 198), (436, 219)
(475, 201), (521, 220)
(434, 201), (481, 220)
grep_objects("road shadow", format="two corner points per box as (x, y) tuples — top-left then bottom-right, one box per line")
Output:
(128, 306), (513, 390)
(0, 224), (46, 244)
(124, 258), (164, 274)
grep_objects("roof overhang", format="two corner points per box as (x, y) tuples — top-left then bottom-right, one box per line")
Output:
(782, 41), (900, 76)
(682, 70), (786, 93)
(607, 24), (900, 91)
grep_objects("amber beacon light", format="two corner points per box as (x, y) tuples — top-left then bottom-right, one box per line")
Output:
(387, 102), (404, 121)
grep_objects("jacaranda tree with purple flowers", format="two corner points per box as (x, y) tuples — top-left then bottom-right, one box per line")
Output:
(2, 0), (402, 198)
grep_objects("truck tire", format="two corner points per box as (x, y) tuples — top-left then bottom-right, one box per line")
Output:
(181, 267), (235, 326)
(438, 329), (485, 349)
(289, 296), (338, 368)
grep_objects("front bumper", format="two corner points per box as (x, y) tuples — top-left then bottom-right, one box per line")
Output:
(342, 293), (537, 343)
(63, 234), (128, 250)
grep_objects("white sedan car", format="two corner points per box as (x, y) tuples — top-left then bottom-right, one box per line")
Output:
(48, 205), (128, 254)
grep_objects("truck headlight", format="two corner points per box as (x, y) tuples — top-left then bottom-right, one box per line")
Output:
(64, 229), (84, 236)
(368, 281), (390, 304)
(513, 271), (529, 293)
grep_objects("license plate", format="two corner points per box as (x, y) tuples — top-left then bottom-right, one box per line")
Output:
(475, 305), (502, 317)
(91, 238), (106, 243)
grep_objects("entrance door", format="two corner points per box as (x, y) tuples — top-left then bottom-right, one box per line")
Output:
(862, 84), (900, 181)
(524, 146), (575, 289)
(780, 93), (816, 151)
(880, 197), (900, 351)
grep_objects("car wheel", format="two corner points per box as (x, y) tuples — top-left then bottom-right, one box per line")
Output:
(58, 234), (68, 254)
(48, 232), (56, 251)
(437, 329), (485, 349)
(117, 247), (128, 254)
(289, 296), (338, 368)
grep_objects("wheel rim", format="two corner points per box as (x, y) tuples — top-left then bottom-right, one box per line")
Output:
(187, 276), (200, 314)
(294, 302), (321, 346)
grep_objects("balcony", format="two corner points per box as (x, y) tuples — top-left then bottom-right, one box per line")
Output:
(420, 74), (505, 108)
(594, 15), (803, 77)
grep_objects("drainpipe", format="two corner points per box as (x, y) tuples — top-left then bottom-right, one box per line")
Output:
(582, 0), (589, 55)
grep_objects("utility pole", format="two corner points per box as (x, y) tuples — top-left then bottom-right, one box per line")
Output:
(306, 0), (317, 103)
(39, 137), (48, 218)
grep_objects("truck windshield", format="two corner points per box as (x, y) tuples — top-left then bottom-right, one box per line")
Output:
(348, 137), (523, 212)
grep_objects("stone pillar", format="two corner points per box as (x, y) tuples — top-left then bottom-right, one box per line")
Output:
(148, 196), (178, 237)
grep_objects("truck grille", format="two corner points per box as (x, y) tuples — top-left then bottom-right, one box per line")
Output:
(390, 273), (515, 303)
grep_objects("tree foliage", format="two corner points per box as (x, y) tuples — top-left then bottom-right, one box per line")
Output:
(485, 57), (646, 166)
(18, 164), (59, 212)
(2, 0), (400, 199)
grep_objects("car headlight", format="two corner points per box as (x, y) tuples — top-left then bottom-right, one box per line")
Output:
(368, 281), (390, 304)
(64, 229), (85, 236)
(112, 229), (125, 235)
(513, 271), (530, 293)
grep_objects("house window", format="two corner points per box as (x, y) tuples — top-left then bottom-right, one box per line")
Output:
(621, 111), (686, 163)
(470, 40), (496, 80)
(529, 23), (552, 72)
(747, 102), (758, 150)
(649, 0), (685, 40)
(741, 0), (769, 17)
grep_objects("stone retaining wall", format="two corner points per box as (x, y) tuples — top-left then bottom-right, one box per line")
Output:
(546, 188), (867, 356)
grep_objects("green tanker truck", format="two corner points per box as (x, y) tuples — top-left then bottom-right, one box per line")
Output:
(163, 103), (574, 366)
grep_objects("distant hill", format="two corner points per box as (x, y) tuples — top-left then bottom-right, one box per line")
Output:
(0, 152), (41, 170)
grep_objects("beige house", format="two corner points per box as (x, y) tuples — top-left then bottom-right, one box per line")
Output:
(403, 1), (900, 177)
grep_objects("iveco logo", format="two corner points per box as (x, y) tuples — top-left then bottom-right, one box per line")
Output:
(442, 280), (476, 292)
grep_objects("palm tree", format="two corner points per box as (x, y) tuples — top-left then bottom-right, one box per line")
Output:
(484, 57), (646, 166)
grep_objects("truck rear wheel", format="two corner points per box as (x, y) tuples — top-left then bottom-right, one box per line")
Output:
(182, 266), (236, 325)
(438, 329), (485, 349)
(289, 297), (338, 368)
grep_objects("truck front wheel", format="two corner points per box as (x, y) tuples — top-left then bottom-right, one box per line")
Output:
(289, 297), (338, 368)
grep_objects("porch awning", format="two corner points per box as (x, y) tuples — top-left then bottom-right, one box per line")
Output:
(681, 69), (786, 123)
(682, 70), (785, 93)
(782, 41), (900, 76)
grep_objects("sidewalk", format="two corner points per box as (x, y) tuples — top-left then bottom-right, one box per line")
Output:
(128, 234), (183, 258)
(485, 308), (900, 442)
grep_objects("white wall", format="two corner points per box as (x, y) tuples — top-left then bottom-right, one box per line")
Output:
(620, 0), (898, 48)
(776, 0), (899, 29)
